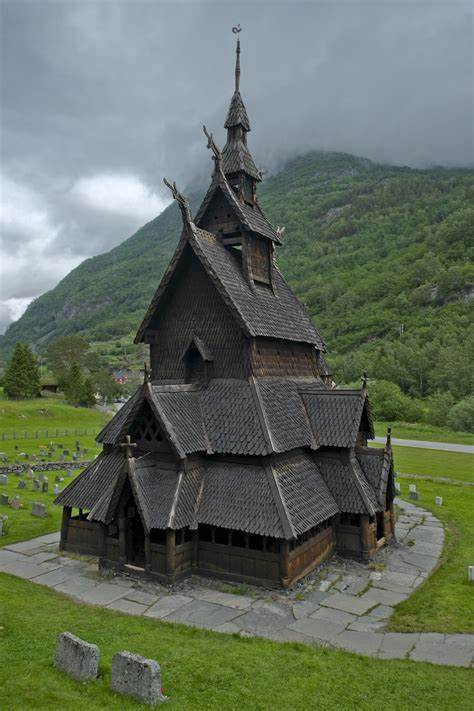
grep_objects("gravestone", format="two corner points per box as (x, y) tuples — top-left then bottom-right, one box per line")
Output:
(42, 479), (49, 493)
(39, 473), (45, 482)
(0, 517), (3, 536)
(468, 566), (474, 583)
(63, 450), (70, 457)
(66, 470), (72, 478)
(54, 632), (99, 682)
(10, 496), (20, 510)
(408, 484), (417, 493)
(27, 467), (34, 479)
(60, 453), (65, 461)
(0, 474), (8, 485)
(55, 475), (63, 483)
(111, 651), (167, 706)
(72, 453), (78, 461)
(17, 480), (26, 489)
(53, 483), (59, 494)
(1, 494), (9, 505)
(394, 482), (401, 494)
(435, 496), (443, 506)
(58, 443), (63, 449)
(32, 502), (46, 517)
(409, 490), (419, 500)
(33, 479), (40, 491)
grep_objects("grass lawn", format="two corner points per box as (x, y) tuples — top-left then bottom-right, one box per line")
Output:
(374, 421), (474, 445)
(390, 478), (474, 634)
(0, 575), (472, 711)
(370, 442), (474, 483)
(0, 397), (109, 462)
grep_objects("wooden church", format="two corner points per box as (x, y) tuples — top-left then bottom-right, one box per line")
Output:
(56, 37), (396, 588)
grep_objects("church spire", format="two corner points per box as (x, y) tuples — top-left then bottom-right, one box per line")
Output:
(223, 27), (261, 183)
(235, 36), (241, 92)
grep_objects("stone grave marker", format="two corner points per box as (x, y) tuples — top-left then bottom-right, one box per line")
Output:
(111, 651), (167, 705)
(27, 467), (34, 479)
(32, 502), (46, 517)
(0, 474), (8, 485)
(53, 483), (59, 494)
(0, 516), (4, 536)
(435, 496), (443, 506)
(55, 475), (63, 483)
(468, 566), (474, 583)
(17, 480), (26, 489)
(39, 473), (45, 482)
(58, 443), (63, 449)
(33, 479), (40, 491)
(54, 632), (99, 682)
(1, 494), (9, 505)
(10, 496), (21, 510)
(66, 470), (72, 478)
(408, 484), (419, 500)
(42, 478), (49, 493)
(394, 482), (401, 493)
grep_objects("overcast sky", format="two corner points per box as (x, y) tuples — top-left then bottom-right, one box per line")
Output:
(0, 0), (472, 334)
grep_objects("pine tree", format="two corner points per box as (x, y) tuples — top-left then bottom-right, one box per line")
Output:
(64, 362), (85, 405)
(3, 343), (41, 399)
(81, 378), (96, 407)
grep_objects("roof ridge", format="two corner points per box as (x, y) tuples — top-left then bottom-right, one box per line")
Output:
(248, 376), (276, 454)
(264, 462), (297, 539)
(350, 453), (377, 516)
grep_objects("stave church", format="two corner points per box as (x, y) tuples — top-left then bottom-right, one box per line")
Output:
(55, 36), (396, 588)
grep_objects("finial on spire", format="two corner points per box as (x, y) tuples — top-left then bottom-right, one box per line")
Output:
(232, 25), (241, 92)
(163, 178), (193, 227)
(386, 426), (392, 448)
(119, 434), (137, 459)
(203, 125), (223, 169)
(361, 372), (368, 390)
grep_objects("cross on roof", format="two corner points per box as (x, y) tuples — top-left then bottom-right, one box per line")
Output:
(141, 362), (151, 383)
(119, 434), (137, 459)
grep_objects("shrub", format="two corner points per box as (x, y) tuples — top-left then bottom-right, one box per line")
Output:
(447, 396), (474, 433)
(368, 379), (422, 422)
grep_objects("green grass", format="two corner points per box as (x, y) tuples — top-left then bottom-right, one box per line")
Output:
(374, 421), (474, 445)
(390, 478), (474, 633)
(0, 468), (83, 546)
(0, 397), (108, 462)
(0, 575), (472, 711)
(370, 442), (474, 483)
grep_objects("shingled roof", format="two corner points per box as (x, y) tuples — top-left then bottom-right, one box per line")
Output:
(315, 450), (380, 515)
(95, 379), (373, 460)
(134, 224), (323, 347)
(356, 445), (394, 508)
(224, 90), (250, 130)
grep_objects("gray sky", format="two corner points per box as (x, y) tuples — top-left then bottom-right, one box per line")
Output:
(0, 0), (472, 334)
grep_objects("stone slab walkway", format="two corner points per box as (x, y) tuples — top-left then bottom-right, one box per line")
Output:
(1, 500), (472, 667)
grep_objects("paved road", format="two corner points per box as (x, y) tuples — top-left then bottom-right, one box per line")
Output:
(373, 437), (474, 454)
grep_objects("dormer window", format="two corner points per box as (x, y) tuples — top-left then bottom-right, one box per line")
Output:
(181, 335), (214, 383)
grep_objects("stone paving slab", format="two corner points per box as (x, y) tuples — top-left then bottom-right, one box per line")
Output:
(123, 589), (159, 606)
(368, 604), (394, 619)
(378, 633), (420, 659)
(410, 640), (472, 667)
(234, 609), (290, 635)
(333, 630), (383, 657)
(347, 618), (386, 633)
(144, 594), (193, 619)
(292, 600), (320, 620)
(75, 581), (129, 606)
(192, 588), (253, 610)
(29, 551), (60, 564)
(53, 574), (99, 599)
(360, 588), (408, 607)
(310, 606), (357, 627)
(106, 598), (150, 616)
(288, 617), (347, 642)
(163, 599), (243, 629)
(320, 592), (378, 616)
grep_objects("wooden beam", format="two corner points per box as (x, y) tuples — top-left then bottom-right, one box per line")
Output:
(59, 507), (71, 550)
(145, 534), (152, 573)
(280, 540), (290, 588)
(166, 529), (176, 577)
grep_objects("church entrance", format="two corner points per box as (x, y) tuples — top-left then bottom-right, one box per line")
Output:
(126, 503), (146, 569)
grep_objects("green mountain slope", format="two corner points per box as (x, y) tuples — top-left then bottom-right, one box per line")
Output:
(2, 151), (473, 400)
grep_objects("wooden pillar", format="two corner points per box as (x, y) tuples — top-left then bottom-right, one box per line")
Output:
(118, 514), (127, 565)
(59, 506), (71, 550)
(144, 533), (152, 573)
(360, 515), (371, 561)
(280, 539), (290, 588)
(192, 530), (199, 569)
(98, 523), (107, 560)
(166, 529), (176, 579)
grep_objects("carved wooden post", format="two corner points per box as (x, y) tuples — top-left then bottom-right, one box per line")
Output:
(192, 530), (199, 569)
(98, 523), (107, 561)
(166, 529), (176, 579)
(280, 539), (290, 588)
(145, 533), (152, 573)
(360, 515), (371, 561)
(60, 506), (71, 550)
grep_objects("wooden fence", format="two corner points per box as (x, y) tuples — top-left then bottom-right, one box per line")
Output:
(0, 428), (97, 442)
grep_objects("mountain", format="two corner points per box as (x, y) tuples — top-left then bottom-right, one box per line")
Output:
(2, 151), (473, 400)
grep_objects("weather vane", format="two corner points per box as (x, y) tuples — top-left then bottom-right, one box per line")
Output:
(232, 25), (241, 35)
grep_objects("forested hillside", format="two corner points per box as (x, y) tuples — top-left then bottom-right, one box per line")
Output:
(2, 151), (473, 411)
